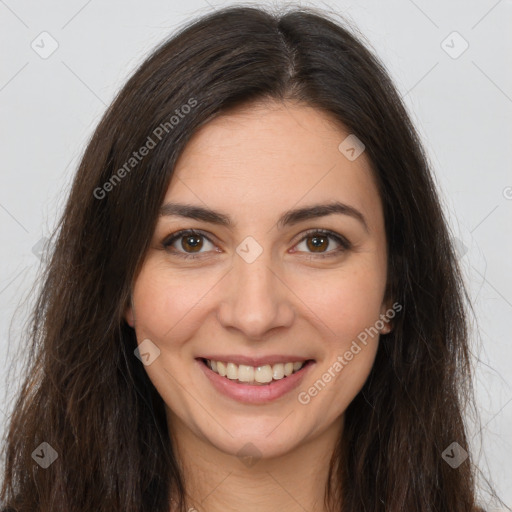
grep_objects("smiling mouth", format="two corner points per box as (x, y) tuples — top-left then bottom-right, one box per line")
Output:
(199, 357), (315, 386)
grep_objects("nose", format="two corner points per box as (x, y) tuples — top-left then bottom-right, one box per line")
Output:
(216, 250), (295, 340)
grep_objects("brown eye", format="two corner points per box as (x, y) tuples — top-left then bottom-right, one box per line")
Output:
(180, 234), (203, 252)
(162, 230), (216, 258)
(305, 234), (330, 252)
(294, 229), (351, 258)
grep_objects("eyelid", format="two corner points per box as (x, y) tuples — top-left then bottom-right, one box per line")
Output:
(293, 228), (351, 250)
(161, 228), (351, 259)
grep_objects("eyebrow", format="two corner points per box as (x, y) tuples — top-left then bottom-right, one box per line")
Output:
(159, 200), (369, 232)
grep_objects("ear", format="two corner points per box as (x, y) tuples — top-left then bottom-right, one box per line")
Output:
(378, 300), (394, 334)
(124, 296), (135, 328)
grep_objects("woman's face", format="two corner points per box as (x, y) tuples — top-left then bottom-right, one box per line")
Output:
(125, 100), (391, 459)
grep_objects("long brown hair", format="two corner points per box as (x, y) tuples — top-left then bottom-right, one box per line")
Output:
(0, 5), (501, 511)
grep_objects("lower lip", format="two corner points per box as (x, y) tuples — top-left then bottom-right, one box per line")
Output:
(196, 358), (315, 404)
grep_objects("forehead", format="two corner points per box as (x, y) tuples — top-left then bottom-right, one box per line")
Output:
(165, 101), (382, 232)
(174, 100), (360, 172)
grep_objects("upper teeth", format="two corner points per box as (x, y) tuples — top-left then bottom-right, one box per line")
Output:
(206, 359), (305, 384)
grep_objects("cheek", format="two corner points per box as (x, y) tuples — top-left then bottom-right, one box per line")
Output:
(294, 266), (383, 416)
(291, 259), (384, 405)
(292, 261), (386, 343)
(131, 262), (215, 342)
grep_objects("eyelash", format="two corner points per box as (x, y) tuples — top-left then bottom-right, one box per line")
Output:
(161, 228), (351, 260)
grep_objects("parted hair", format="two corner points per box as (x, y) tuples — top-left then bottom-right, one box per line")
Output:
(0, 4), (497, 512)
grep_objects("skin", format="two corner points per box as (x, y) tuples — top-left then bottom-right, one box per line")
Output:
(125, 100), (392, 512)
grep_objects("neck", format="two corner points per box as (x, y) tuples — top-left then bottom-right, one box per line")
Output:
(167, 411), (343, 512)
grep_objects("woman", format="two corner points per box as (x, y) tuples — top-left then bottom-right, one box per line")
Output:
(0, 5), (502, 512)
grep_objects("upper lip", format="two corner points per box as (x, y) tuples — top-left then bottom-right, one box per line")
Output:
(198, 355), (314, 367)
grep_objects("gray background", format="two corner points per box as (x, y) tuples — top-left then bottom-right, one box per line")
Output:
(1, 0), (511, 508)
